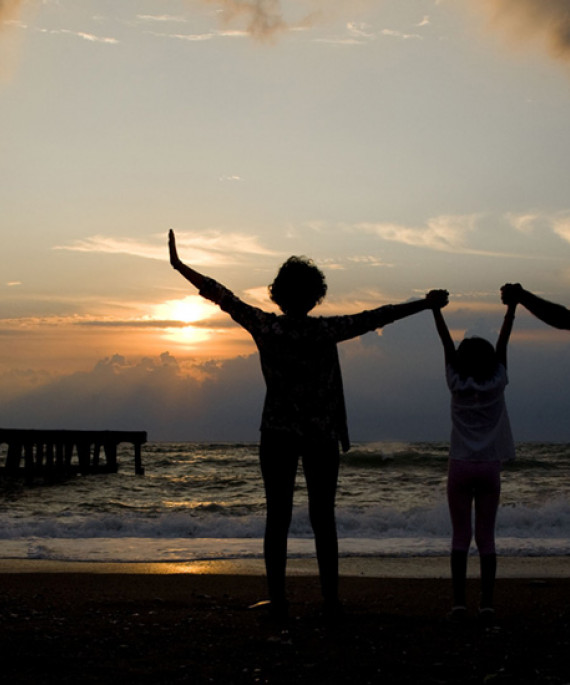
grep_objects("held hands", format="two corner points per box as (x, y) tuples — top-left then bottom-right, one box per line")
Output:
(425, 289), (449, 310)
(501, 283), (523, 305)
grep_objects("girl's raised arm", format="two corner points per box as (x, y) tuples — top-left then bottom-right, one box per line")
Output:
(495, 302), (517, 369)
(431, 304), (456, 367)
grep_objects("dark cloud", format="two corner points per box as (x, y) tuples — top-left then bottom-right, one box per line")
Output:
(0, 352), (265, 442)
(3, 308), (570, 443)
(480, 0), (570, 59)
(74, 317), (237, 330)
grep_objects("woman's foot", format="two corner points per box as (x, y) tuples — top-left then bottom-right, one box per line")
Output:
(447, 605), (468, 622)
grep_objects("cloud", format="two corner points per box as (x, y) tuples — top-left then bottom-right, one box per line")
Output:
(381, 28), (422, 40)
(219, 175), (243, 182)
(506, 211), (570, 242)
(54, 235), (165, 260)
(144, 29), (216, 42)
(54, 231), (279, 266)
(0, 351), (265, 441)
(0, 0), (22, 28)
(45, 28), (119, 45)
(506, 212), (541, 234)
(73, 316), (237, 331)
(137, 15), (189, 24)
(197, 0), (322, 41)
(4, 309), (570, 442)
(346, 22), (375, 40)
(553, 217), (570, 243)
(476, 0), (570, 60)
(200, 0), (570, 60)
(353, 215), (479, 253)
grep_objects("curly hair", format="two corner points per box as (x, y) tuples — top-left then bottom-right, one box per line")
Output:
(269, 256), (327, 315)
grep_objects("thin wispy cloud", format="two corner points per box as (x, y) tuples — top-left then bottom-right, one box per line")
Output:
(347, 22), (374, 41)
(507, 211), (570, 242)
(46, 28), (119, 45)
(352, 214), (563, 259)
(381, 28), (422, 41)
(171, 230), (278, 261)
(506, 212), (540, 234)
(315, 18), (424, 46)
(145, 30), (215, 42)
(54, 231), (278, 266)
(137, 15), (189, 24)
(54, 236), (165, 261)
(354, 215), (478, 253)
(552, 217), (570, 244)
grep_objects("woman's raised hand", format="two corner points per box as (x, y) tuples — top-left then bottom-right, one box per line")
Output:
(426, 289), (449, 310)
(169, 229), (181, 269)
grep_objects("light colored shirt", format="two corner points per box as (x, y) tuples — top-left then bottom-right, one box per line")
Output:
(446, 363), (515, 462)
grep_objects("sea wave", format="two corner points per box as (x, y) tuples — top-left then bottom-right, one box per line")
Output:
(1, 536), (568, 564)
(1, 498), (568, 543)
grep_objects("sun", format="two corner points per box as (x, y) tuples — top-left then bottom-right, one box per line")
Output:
(153, 296), (219, 345)
(156, 296), (216, 324)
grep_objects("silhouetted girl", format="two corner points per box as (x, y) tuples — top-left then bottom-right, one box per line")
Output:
(431, 297), (517, 622)
(170, 229), (448, 620)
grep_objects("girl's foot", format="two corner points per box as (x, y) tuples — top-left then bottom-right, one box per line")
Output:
(478, 606), (496, 624)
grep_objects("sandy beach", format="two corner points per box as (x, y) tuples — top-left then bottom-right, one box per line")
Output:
(1, 557), (568, 684)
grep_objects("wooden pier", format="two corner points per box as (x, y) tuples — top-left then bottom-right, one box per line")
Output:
(0, 429), (147, 483)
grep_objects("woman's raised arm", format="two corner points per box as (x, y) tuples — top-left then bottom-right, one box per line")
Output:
(169, 229), (208, 291)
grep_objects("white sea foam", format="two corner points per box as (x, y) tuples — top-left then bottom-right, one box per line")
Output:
(0, 499), (568, 558)
(1, 536), (569, 564)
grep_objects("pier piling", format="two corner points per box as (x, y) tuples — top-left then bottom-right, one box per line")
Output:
(0, 429), (147, 483)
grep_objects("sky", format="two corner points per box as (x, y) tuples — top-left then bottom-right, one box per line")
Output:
(2, 0), (570, 443)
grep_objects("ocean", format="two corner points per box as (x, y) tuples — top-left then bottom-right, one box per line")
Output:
(0, 442), (569, 563)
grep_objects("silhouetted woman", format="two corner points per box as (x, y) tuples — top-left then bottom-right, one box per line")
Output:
(169, 229), (448, 619)
(431, 295), (517, 622)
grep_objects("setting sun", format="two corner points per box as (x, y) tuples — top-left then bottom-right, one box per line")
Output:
(153, 296), (219, 345)
(154, 296), (217, 324)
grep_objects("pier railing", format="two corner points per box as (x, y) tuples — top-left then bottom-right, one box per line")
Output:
(0, 429), (146, 483)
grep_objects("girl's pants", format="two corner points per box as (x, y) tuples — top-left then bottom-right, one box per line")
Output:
(447, 459), (501, 555)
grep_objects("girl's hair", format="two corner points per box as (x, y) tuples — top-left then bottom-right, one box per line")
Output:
(456, 337), (499, 383)
(269, 256), (327, 315)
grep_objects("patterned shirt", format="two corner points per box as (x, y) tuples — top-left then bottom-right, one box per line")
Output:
(200, 277), (396, 452)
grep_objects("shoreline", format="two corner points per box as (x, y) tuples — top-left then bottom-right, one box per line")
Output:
(0, 554), (567, 577)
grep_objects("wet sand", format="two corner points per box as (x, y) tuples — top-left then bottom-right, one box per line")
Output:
(0, 557), (568, 684)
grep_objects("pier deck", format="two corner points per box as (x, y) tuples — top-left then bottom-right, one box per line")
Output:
(0, 429), (147, 482)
